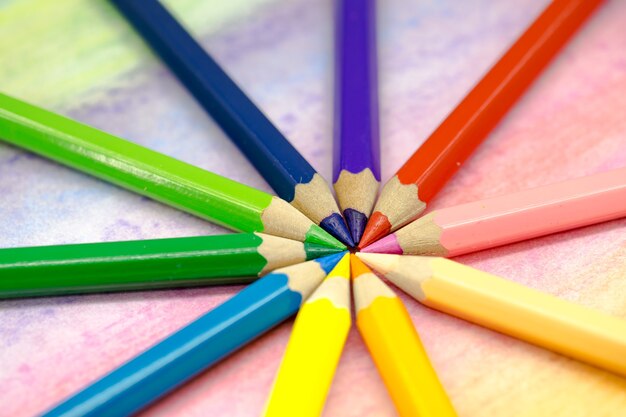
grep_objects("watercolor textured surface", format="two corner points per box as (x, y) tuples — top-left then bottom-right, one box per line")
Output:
(0, 0), (625, 416)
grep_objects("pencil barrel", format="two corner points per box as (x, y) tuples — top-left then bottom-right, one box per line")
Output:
(425, 259), (626, 376)
(0, 233), (327, 298)
(0, 92), (272, 233)
(264, 300), (351, 417)
(41, 273), (305, 417)
(397, 0), (604, 201)
(357, 296), (457, 417)
(107, 0), (355, 247)
(333, 0), (380, 182)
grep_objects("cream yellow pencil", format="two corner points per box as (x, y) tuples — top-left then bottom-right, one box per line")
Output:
(351, 255), (457, 417)
(263, 253), (351, 417)
(357, 253), (626, 376)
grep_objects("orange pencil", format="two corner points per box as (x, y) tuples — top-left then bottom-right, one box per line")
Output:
(359, 0), (604, 248)
(362, 167), (626, 256)
(351, 255), (457, 417)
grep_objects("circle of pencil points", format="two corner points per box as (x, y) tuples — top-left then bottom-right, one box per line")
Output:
(2, 1), (621, 416)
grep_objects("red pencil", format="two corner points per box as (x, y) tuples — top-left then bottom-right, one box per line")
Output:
(359, 0), (604, 248)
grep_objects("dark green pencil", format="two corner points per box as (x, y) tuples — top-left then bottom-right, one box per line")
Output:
(0, 233), (339, 298)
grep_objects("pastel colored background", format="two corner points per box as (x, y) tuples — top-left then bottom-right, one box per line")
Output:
(1, 0), (625, 416)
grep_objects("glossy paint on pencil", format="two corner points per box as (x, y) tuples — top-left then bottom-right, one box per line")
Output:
(264, 253), (351, 417)
(0, 92), (344, 250)
(0, 233), (342, 298)
(358, 253), (626, 377)
(352, 256), (457, 417)
(110, 0), (354, 247)
(42, 252), (345, 417)
(333, 0), (380, 244)
(359, 0), (605, 248)
(363, 167), (626, 256)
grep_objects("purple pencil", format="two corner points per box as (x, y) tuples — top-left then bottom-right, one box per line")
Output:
(333, 0), (381, 245)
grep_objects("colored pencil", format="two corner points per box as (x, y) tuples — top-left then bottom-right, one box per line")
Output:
(363, 167), (626, 256)
(333, 0), (380, 244)
(42, 252), (345, 417)
(109, 0), (354, 248)
(264, 253), (351, 417)
(0, 92), (344, 250)
(358, 253), (626, 376)
(352, 256), (457, 417)
(0, 233), (342, 298)
(359, 0), (604, 248)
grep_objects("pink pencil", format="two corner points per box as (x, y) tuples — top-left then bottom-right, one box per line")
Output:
(362, 167), (626, 257)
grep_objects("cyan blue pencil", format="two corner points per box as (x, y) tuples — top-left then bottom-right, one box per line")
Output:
(42, 252), (345, 417)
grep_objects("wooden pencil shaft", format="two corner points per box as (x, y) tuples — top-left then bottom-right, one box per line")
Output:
(357, 297), (457, 417)
(110, 0), (317, 201)
(332, 0), (381, 243)
(352, 261), (457, 417)
(0, 93), (269, 230)
(428, 264), (626, 375)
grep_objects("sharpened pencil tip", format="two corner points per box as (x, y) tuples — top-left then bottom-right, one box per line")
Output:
(320, 213), (355, 248)
(343, 208), (367, 245)
(303, 242), (345, 260)
(305, 225), (347, 250)
(360, 234), (402, 254)
(350, 254), (372, 279)
(358, 211), (391, 249)
(316, 251), (349, 274)
(327, 252), (351, 278)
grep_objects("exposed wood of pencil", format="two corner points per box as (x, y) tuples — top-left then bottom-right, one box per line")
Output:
(359, 0), (605, 248)
(363, 167), (626, 256)
(358, 253), (626, 377)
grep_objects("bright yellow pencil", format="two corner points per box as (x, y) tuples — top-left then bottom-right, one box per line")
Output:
(352, 255), (457, 417)
(357, 253), (626, 376)
(264, 253), (351, 417)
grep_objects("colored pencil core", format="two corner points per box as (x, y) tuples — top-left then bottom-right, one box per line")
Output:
(344, 208), (367, 244)
(320, 213), (355, 248)
(306, 225), (347, 250)
(361, 233), (402, 254)
(359, 211), (391, 248)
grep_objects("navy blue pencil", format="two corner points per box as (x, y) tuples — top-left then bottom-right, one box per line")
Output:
(110, 0), (354, 247)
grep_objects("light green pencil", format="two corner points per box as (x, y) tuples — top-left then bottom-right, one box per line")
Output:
(0, 92), (344, 249)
